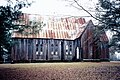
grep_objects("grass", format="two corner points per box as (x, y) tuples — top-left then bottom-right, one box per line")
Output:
(0, 62), (120, 80)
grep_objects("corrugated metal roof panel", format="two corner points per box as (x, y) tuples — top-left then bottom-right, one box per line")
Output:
(12, 13), (87, 40)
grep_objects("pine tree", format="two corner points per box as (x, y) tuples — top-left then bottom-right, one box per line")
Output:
(96, 0), (120, 52)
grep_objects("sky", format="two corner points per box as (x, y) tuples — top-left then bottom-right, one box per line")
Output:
(0, 0), (119, 55)
(21, 0), (98, 22)
(0, 0), (98, 23)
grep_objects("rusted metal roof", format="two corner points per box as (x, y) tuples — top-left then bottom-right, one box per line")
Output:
(12, 13), (86, 40)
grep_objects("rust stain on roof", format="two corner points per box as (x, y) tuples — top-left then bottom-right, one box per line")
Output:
(12, 13), (86, 40)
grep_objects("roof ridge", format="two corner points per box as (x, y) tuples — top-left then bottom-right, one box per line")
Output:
(12, 13), (90, 40)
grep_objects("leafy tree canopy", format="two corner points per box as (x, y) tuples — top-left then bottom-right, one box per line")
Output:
(0, 0), (32, 61)
(96, 0), (120, 52)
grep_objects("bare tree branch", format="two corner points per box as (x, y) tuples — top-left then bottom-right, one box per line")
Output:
(73, 0), (105, 23)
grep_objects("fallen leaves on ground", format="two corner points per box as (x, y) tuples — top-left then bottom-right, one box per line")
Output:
(0, 62), (120, 80)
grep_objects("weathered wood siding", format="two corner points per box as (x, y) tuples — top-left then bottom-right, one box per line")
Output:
(36, 39), (47, 60)
(99, 42), (109, 60)
(74, 39), (82, 60)
(48, 39), (61, 60)
(81, 24), (93, 59)
(11, 38), (81, 61)
(81, 20), (109, 60)
(63, 40), (74, 60)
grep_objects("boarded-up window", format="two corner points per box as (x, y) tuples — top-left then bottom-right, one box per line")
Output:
(66, 45), (68, 50)
(36, 51), (38, 55)
(66, 52), (68, 55)
(55, 52), (58, 55)
(51, 51), (54, 55)
(40, 52), (43, 55)
(70, 51), (72, 55)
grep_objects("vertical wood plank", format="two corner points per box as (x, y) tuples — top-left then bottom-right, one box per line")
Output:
(11, 39), (15, 60)
(33, 39), (36, 60)
(23, 39), (26, 60)
(21, 39), (24, 60)
(38, 39), (40, 60)
(18, 39), (20, 60)
(48, 40), (50, 60)
(64, 41), (66, 60)
(58, 41), (61, 60)
(26, 39), (28, 60)
(47, 40), (49, 60)
(31, 39), (33, 60)
(46, 39), (48, 60)
(44, 40), (47, 60)
(28, 39), (30, 60)
(15, 39), (17, 60)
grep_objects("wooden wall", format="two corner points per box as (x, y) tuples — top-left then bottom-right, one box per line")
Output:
(81, 22), (93, 59)
(99, 42), (109, 60)
(11, 38), (82, 61)
(81, 20), (109, 60)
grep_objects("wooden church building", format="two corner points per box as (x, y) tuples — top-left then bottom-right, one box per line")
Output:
(11, 13), (109, 62)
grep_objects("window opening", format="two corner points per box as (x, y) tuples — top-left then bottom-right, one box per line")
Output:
(70, 51), (72, 55)
(51, 51), (54, 55)
(66, 52), (68, 55)
(55, 52), (58, 55)
(66, 45), (68, 50)
(40, 52), (43, 55)
(36, 51), (39, 55)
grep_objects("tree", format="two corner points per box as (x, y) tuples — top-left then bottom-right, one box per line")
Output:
(64, 0), (107, 53)
(17, 16), (45, 36)
(0, 0), (32, 62)
(65, 0), (120, 53)
(96, 0), (120, 52)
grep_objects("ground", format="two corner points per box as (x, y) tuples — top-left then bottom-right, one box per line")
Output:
(0, 62), (120, 80)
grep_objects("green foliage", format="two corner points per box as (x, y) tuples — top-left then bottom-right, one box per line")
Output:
(96, 0), (120, 52)
(17, 19), (45, 35)
(0, 0), (32, 61)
